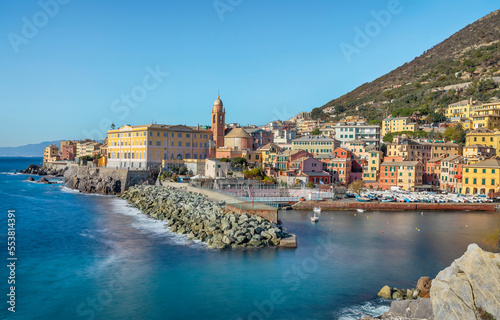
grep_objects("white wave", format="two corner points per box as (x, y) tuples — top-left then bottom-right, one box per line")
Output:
(337, 299), (390, 320)
(59, 186), (111, 197)
(60, 186), (81, 194)
(110, 198), (208, 250)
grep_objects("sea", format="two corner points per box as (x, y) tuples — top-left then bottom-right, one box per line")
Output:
(0, 157), (499, 320)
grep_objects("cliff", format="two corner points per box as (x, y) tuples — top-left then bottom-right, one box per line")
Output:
(64, 166), (157, 195)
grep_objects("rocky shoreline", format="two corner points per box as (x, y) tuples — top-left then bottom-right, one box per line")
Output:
(120, 185), (286, 249)
(360, 244), (500, 320)
(21, 164), (66, 176)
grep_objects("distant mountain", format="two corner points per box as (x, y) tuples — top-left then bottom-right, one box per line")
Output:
(0, 141), (61, 157)
(315, 9), (500, 122)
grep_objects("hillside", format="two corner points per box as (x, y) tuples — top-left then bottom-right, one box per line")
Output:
(0, 141), (61, 157)
(315, 9), (500, 122)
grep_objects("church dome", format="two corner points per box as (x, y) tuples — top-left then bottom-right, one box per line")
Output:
(214, 94), (223, 107)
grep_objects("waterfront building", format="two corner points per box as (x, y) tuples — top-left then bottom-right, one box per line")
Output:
(379, 161), (399, 190)
(205, 159), (230, 179)
(396, 161), (423, 191)
(381, 117), (419, 137)
(380, 160), (423, 191)
(463, 144), (496, 165)
(107, 124), (212, 169)
(425, 158), (442, 185)
(43, 144), (60, 163)
(60, 140), (76, 160)
(333, 124), (381, 148)
(317, 148), (353, 185)
(386, 136), (461, 167)
(76, 139), (94, 158)
(362, 150), (383, 182)
(291, 135), (339, 155)
(439, 155), (465, 193)
(462, 157), (500, 196)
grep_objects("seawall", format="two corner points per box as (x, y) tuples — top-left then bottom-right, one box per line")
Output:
(64, 166), (157, 194)
(293, 201), (498, 212)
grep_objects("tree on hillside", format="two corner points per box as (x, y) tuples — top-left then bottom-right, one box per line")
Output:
(348, 180), (365, 195)
(311, 107), (323, 119)
(443, 124), (466, 144)
(311, 128), (321, 135)
(231, 157), (247, 168)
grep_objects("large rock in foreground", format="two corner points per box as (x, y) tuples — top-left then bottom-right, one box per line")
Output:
(431, 243), (500, 320)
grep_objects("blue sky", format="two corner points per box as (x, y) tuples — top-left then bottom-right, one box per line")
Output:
(0, 1), (498, 147)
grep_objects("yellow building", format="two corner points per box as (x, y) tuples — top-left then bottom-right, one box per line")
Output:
(381, 117), (419, 136)
(446, 99), (500, 130)
(445, 99), (478, 121)
(43, 144), (60, 163)
(463, 144), (496, 165)
(396, 161), (423, 191)
(291, 135), (337, 155)
(470, 106), (500, 129)
(386, 136), (461, 166)
(107, 124), (212, 169)
(363, 150), (382, 181)
(257, 142), (283, 165)
(465, 128), (500, 152)
(462, 157), (500, 196)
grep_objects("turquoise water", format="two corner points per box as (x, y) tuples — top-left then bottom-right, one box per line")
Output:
(0, 157), (499, 320)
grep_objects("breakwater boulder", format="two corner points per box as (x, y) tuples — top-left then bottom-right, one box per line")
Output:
(431, 243), (500, 320)
(120, 185), (284, 249)
(22, 164), (66, 176)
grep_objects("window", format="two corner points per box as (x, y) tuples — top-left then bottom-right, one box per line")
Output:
(492, 169), (496, 174)
(492, 179), (495, 185)
(473, 178), (477, 184)
(474, 169), (477, 173)
(178, 133), (182, 138)
(482, 179), (486, 185)
(483, 169), (486, 173)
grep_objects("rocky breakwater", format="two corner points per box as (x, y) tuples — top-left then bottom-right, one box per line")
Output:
(120, 185), (285, 249)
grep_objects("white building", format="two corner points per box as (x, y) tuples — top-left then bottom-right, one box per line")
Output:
(333, 124), (381, 148)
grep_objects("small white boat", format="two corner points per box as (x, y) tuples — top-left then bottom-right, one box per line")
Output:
(310, 212), (319, 223)
(313, 207), (321, 214)
(356, 208), (366, 213)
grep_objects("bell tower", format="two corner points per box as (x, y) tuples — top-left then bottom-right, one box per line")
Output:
(211, 94), (225, 149)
